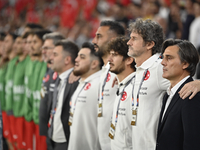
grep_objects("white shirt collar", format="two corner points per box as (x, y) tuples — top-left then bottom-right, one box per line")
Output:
(136, 53), (161, 70)
(117, 72), (135, 87)
(79, 70), (102, 83)
(59, 67), (73, 81)
(102, 62), (110, 70)
(167, 75), (190, 97)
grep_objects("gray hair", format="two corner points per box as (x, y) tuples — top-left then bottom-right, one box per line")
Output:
(128, 18), (164, 55)
(43, 32), (65, 45)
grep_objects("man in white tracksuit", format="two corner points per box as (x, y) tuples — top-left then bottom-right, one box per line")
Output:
(68, 42), (103, 150)
(92, 20), (125, 150)
(106, 37), (136, 150)
(127, 18), (170, 150)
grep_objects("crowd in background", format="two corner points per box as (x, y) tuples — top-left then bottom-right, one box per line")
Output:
(0, 0), (200, 49)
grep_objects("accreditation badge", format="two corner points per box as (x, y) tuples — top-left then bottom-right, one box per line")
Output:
(48, 116), (52, 128)
(68, 112), (73, 126)
(108, 123), (115, 139)
(131, 109), (137, 126)
(98, 103), (102, 117)
(40, 86), (45, 99)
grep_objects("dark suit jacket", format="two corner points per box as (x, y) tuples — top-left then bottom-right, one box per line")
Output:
(49, 74), (79, 144)
(39, 68), (56, 136)
(61, 77), (79, 143)
(156, 77), (200, 150)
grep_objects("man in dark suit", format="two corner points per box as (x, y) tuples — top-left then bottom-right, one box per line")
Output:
(39, 32), (65, 150)
(47, 40), (79, 150)
(156, 39), (200, 150)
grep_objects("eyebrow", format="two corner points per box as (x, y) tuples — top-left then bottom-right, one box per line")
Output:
(96, 33), (102, 36)
(130, 35), (136, 38)
(164, 54), (173, 58)
(79, 54), (86, 57)
(110, 51), (117, 54)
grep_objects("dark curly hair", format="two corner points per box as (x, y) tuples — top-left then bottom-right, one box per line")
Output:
(107, 36), (136, 70)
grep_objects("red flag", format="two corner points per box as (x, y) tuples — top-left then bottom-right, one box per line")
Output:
(26, 6), (40, 23)
(90, 17), (100, 38)
(82, 0), (97, 20)
(60, 0), (80, 28)
(15, 0), (35, 15)
(107, 0), (116, 5)
(120, 0), (131, 6)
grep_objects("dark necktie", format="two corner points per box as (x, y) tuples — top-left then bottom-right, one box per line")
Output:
(48, 78), (61, 138)
(159, 93), (169, 124)
(157, 92), (169, 136)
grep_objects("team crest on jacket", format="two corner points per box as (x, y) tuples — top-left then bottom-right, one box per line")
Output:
(121, 91), (127, 101)
(84, 83), (91, 90)
(53, 72), (58, 80)
(106, 73), (111, 82)
(144, 70), (150, 81)
(44, 74), (50, 82)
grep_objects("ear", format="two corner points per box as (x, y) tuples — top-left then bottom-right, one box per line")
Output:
(91, 59), (99, 70)
(146, 41), (155, 51)
(64, 56), (71, 65)
(182, 62), (189, 70)
(126, 57), (134, 66)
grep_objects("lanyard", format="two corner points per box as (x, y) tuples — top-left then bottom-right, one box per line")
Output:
(98, 67), (110, 117)
(131, 55), (160, 107)
(130, 69), (148, 126)
(70, 82), (88, 113)
(114, 75), (135, 124)
(131, 69), (148, 109)
(99, 67), (110, 102)
(68, 82), (88, 126)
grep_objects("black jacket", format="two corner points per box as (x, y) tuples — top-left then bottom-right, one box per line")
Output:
(156, 77), (200, 150)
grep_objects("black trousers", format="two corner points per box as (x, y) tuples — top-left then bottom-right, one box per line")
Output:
(50, 139), (68, 150)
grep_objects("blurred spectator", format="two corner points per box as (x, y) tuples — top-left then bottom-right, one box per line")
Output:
(39, 32), (65, 150)
(189, 1), (200, 50)
(153, 15), (168, 37)
(181, 0), (195, 40)
(166, 2), (183, 39)
(158, 0), (170, 20)
(2, 0), (199, 48)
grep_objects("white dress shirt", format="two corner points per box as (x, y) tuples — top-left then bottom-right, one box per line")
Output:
(162, 75), (190, 120)
(52, 68), (73, 142)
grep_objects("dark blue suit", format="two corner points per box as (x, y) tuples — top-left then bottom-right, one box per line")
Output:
(156, 77), (200, 150)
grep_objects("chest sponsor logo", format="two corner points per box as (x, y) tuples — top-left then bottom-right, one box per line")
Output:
(121, 91), (127, 101)
(53, 72), (58, 80)
(84, 83), (91, 90)
(144, 70), (150, 81)
(106, 73), (111, 82)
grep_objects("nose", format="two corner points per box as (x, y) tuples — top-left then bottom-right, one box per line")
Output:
(107, 54), (112, 62)
(161, 57), (166, 66)
(127, 39), (131, 46)
(42, 48), (46, 54)
(75, 56), (79, 63)
(50, 54), (54, 62)
(92, 36), (97, 44)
